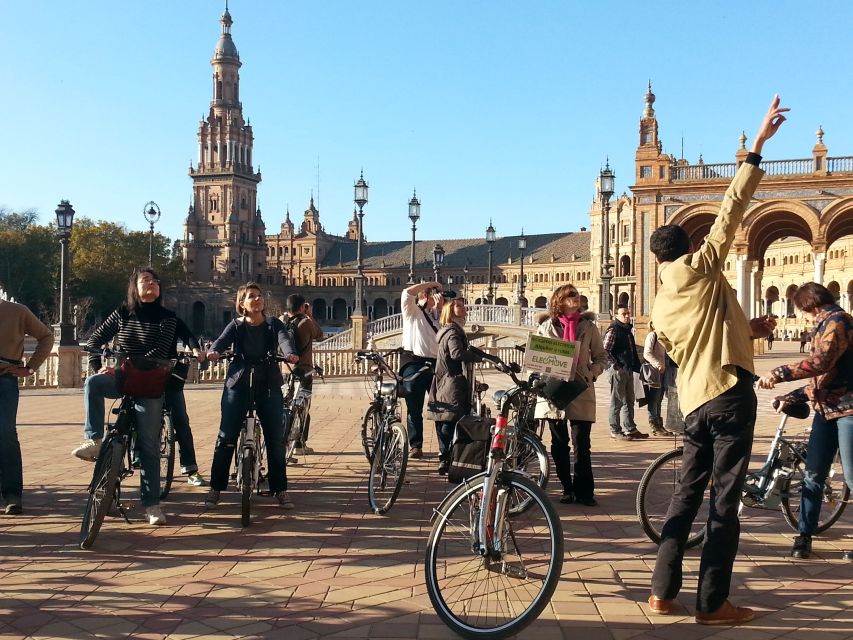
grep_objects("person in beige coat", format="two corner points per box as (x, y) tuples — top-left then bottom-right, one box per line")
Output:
(533, 284), (607, 506)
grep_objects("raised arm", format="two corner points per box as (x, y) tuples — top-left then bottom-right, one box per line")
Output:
(692, 96), (788, 273)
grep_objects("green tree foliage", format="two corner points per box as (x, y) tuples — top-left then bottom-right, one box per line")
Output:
(0, 207), (59, 320)
(0, 206), (181, 330)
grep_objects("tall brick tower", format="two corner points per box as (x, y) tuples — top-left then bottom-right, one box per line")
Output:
(182, 5), (266, 282)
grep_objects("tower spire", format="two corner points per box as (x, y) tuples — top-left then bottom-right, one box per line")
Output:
(643, 80), (656, 118)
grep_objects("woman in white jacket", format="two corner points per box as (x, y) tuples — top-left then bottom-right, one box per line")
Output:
(534, 284), (607, 506)
(643, 324), (670, 436)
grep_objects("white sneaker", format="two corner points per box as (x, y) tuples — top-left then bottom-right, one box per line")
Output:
(187, 472), (206, 487)
(146, 505), (167, 526)
(72, 439), (102, 461)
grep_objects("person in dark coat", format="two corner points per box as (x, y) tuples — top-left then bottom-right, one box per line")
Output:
(427, 297), (489, 476)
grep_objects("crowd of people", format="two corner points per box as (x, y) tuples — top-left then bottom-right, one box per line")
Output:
(1, 95), (850, 627)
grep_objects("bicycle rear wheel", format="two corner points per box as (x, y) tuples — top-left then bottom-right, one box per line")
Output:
(80, 438), (124, 550)
(360, 404), (381, 461)
(636, 447), (708, 549)
(368, 420), (408, 515)
(159, 414), (176, 500)
(240, 447), (254, 527)
(780, 449), (850, 534)
(425, 472), (563, 638)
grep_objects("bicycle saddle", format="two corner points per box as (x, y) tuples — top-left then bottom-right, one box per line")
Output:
(475, 381), (489, 393)
(772, 399), (810, 420)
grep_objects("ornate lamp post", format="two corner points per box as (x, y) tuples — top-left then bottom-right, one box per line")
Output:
(463, 264), (469, 301)
(353, 172), (368, 316)
(486, 220), (496, 304)
(517, 230), (527, 306)
(432, 244), (445, 283)
(54, 200), (76, 346)
(143, 201), (161, 266)
(407, 190), (420, 284)
(599, 161), (615, 316)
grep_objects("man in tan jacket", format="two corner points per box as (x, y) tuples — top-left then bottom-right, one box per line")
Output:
(0, 298), (54, 515)
(647, 96), (786, 625)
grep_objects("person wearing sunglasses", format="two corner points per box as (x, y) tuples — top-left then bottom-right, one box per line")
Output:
(533, 284), (607, 506)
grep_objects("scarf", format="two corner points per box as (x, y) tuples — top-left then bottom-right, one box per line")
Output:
(558, 312), (580, 342)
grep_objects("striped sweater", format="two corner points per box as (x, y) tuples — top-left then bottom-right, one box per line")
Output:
(86, 303), (178, 372)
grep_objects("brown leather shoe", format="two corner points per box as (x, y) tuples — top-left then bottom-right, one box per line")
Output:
(410, 447), (423, 459)
(695, 600), (755, 625)
(648, 595), (675, 615)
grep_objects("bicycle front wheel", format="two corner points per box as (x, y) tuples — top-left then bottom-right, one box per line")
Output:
(80, 439), (124, 550)
(285, 410), (303, 463)
(425, 472), (563, 639)
(240, 447), (254, 527)
(360, 403), (381, 462)
(636, 447), (707, 549)
(368, 420), (408, 515)
(781, 449), (850, 534)
(159, 414), (176, 500)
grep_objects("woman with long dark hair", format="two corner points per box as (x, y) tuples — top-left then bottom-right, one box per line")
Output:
(72, 267), (178, 526)
(759, 282), (853, 561)
(205, 282), (298, 508)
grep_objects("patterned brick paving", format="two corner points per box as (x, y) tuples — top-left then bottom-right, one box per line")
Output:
(1, 343), (851, 639)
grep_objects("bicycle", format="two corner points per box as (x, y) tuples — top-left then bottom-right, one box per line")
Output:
(283, 364), (324, 464)
(355, 347), (430, 515)
(217, 351), (292, 527)
(80, 349), (174, 549)
(425, 354), (563, 639)
(636, 399), (850, 549)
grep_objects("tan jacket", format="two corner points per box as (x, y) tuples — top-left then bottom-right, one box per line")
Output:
(533, 312), (607, 422)
(651, 162), (763, 416)
(0, 299), (54, 373)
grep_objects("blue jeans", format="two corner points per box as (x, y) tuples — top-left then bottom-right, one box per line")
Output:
(435, 421), (455, 461)
(799, 412), (853, 535)
(164, 387), (198, 474)
(210, 384), (286, 493)
(83, 372), (163, 507)
(0, 375), (22, 503)
(402, 362), (434, 449)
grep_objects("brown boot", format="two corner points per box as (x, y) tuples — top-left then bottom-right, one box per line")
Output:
(695, 600), (755, 625)
(648, 595), (675, 615)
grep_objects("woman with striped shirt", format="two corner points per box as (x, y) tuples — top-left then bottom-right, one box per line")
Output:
(72, 267), (177, 526)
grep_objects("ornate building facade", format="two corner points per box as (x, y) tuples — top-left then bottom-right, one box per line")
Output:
(171, 8), (853, 340)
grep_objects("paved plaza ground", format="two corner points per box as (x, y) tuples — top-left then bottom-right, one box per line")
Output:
(1, 343), (851, 639)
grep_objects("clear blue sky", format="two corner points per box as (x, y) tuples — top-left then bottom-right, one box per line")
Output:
(4, 1), (853, 245)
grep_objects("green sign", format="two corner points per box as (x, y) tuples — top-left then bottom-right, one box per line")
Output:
(523, 334), (579, 380)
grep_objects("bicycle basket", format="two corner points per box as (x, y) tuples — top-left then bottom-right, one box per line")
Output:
(448, 415), (494, 484)
(116, 356), (173, 399)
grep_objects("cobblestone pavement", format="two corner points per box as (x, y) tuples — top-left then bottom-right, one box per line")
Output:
(2, 343), (851, 639)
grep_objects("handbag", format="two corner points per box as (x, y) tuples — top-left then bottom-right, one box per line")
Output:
(115, 356), (173, 399)
(540, 373), (588, 410)
(639, 362), (661, 388)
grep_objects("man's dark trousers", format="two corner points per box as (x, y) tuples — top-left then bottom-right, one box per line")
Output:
(401, 361), (433, 449)
(651, 369), (756, 613)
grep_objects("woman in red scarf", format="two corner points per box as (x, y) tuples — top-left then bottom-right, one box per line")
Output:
(534, 284), (608, 506)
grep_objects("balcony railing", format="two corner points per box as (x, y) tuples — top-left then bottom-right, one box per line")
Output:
(315, 328), (353, 350)
(671, 156), (853, 182)
(367, 314), (402, 337)
(468, 304), (513, 325)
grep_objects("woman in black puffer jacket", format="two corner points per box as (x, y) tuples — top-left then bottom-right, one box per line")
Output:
(427, 297), (489, 476)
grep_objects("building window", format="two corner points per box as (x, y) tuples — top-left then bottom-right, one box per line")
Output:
(640, 166), (652, 179)
(659, 165), (666, 179)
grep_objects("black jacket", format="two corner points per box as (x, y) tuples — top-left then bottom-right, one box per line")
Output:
(605, 320), (641, 373)
(210, 316), (296, 390)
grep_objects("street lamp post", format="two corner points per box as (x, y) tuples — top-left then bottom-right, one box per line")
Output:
(143, 201), (161, 267)
(463, 264), (469, 301)
(517, 230), (527, 306)
(432, 244), (445, 283)
(353, 172), (368, 317)
(486, 220), (496, 304)
(54, 200), (76, 346)
(599, 161), (615, 317)
(407, 190), (420, 284)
